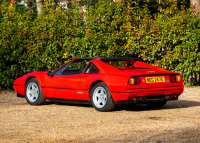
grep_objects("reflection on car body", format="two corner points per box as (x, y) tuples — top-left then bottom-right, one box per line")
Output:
(13, 57), (184, 112)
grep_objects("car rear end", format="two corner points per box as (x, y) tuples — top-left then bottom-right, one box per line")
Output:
(113, 73), (183, 105)
(98, 57), (184, 105)
(126, 73), (183, 102)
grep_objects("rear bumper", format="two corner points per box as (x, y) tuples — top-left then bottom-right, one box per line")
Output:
(111, 85), (183, 102)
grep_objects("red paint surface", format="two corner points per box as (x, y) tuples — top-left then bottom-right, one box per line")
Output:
(13, 58), (184, 102)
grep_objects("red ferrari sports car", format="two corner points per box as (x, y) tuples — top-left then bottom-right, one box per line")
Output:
(13, 57), (183, 111)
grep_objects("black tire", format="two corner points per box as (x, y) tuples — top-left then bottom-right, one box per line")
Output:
(146, 101), (167, 109)
(90, 82), (115, 112)
(25, 78), (46, 105)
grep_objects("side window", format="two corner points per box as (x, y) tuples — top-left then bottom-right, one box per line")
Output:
(54, 59), (91, 76)
(84, 63), (99, 74)
(54, 64), (68, 75)
(61, 59), (89, 75)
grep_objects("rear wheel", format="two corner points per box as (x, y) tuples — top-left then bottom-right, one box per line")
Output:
(25, 78), (46, 105)
(146, 101), (167, 108)
(90, 82), (115, 112)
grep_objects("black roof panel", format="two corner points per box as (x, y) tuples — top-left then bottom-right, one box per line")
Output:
(100, 57), (139, 62)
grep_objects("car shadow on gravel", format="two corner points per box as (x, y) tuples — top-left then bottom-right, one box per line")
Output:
(45, 100), (93, 108)
(44, 100), (200, 112)
(115, 100), (200, 112)
(56, 103), (93, 108)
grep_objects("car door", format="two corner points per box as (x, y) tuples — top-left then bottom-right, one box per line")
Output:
(42, 74), (81, 99)
(42, 59), (90, 99)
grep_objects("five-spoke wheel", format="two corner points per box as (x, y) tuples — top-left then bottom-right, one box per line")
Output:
(26, 82), (39, 102)
(90, 82), (115, 112)
(93, 87), (107, 108)
(25, 78), (46, 105)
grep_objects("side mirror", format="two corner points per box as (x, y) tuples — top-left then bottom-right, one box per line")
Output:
(47, 71), (53, 77)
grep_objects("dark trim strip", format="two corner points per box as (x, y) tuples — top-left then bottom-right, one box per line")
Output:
(42, 87), (88, 91)
(111, 89), (183, 94)
(77, 89), (88, 91)
(13, 85), (25, 86)
(132, 74), (179, 77)
(46, 97), (91, 104)
(42, 87), (75, 90)
(126, 86), (183, 90)
(100, 57), (140, 62)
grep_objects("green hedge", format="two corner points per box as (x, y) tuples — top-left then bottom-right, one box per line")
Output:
(0, 0), (200, 89)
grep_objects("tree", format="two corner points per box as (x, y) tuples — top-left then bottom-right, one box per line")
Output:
(36, 0), (43, 15)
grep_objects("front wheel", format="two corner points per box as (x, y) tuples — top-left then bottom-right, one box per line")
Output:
(25, 78), (46, 105)
(146, 101), (167, 109)
(90, 82), (115, 112)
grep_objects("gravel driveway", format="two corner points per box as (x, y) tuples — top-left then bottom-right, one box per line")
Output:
(0, 87), (200, 143)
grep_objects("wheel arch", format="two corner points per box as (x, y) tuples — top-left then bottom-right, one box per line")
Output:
(25, 76), (36, 87)
(89, 79), (112, 100)
(25, 74), (43, 87)
(89, 80), (104, 94)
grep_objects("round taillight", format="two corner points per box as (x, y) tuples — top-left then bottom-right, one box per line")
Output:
(135, 77), (141, 85)
(169, 75), (176, 83)
(175, 75), (181, 82)
(128, 77), (135, 85)
(170, 75), (181, 83)
(128, 77), (141, 85)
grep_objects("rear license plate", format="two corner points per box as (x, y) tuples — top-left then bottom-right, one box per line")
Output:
(145, 76), (165, 83)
